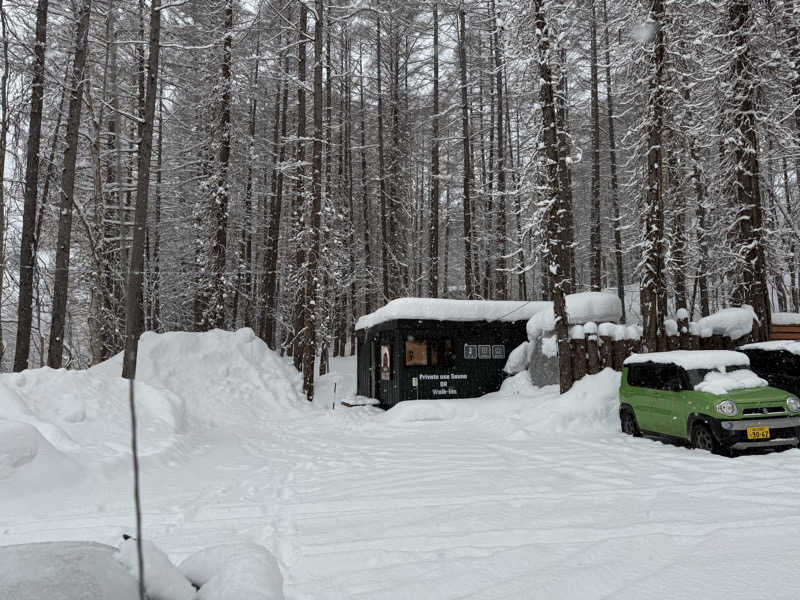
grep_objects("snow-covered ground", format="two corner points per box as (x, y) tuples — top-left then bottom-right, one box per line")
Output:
(2, 329), (800, 599)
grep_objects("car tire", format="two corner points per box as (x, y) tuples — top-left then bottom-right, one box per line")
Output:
(691, 423), (719, 454)
(620, 409), (641, 437)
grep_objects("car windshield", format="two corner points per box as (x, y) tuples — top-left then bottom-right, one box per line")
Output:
(685, 364), (748, 387)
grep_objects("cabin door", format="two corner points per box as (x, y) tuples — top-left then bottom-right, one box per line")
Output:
(377, 338), (392, 405)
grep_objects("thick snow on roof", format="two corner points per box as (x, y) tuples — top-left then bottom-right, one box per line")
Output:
(527, 292), (623, 339)
(355, 298), (551, 330)
(773, 312), (800, 326)
(697, 307), (757, 340)
(624, 350), (750, 371)
(739, 340), (800, 356)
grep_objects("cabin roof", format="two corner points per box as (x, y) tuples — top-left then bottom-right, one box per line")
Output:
(355, 298), (551, 331)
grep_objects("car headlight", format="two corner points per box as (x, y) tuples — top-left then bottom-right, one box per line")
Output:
(787, 396), (800, 412)
(715, 400), (738, 417)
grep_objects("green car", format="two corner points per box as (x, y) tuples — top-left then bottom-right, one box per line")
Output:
(619, 350), (800, 454)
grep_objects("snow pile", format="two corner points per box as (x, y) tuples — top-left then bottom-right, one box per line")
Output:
(133, 328), (306, 427)
(385, 369), (621, 434)
(694, 369), (768, 395)
(116, 538), (195, 600)
(0, 420), (81, 491)
(0, 365), (182, 464)
(180, 543), (284, 600)
(503, 341), (529, 375)
(624, 350), (750, 371)
(517, 368), (621, 434)
(0, 542), (140, 600)
(739, 340), (800, 355)
(772, 312), (800, 326)
(697, 307), (757, 340)
(355, 297), (551, 330)
(526, 292), (622, 339)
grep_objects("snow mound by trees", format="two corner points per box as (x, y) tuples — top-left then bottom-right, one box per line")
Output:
(0, 328), (308, 489)
(132, 328), (306, 428)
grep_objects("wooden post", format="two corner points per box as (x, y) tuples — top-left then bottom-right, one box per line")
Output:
(585, 325), (601, 375)
(678, 315), (691, 349)
(572, 335), (587, 381)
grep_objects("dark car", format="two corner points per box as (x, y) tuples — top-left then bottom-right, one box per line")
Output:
(738, 341), (800, 397)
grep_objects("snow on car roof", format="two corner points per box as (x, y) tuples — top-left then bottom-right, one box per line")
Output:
(623, 350), (750, 371)
(739, 340), (800, 356)
(355, 298), (552, 330)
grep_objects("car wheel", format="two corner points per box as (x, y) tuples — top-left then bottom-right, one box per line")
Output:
(691, 423), (718, 453)
(620, 410), (641, 437)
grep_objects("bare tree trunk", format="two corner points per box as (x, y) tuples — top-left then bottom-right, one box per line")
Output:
(589, 0), (602, 291)
(152, 75), (163, 331)
(727, 0), (770, 340)
(358, 43), (373, 313)
(429, 2), (440, 298)
(13, 0), (48, 372)
(260, 43), (290, 349)
(458, 4), (475, 299)
(234, 35), (260, 330)
(292, 5), (309, 370)
(377, 16), (389, 302)
(602, 0), (625, 322)
(490, 0), (507, 299)
(302, 0), (324, 401)
(122, 0), (161, 379)
(0, 1), (9, 366)
(534, 0), (573, 393)
(48, 0), (93, 369)
(205, 0), (233, 330)
(640, 0), (666, 352)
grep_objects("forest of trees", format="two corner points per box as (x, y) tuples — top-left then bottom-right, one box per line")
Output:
(1, 0), (798, 399)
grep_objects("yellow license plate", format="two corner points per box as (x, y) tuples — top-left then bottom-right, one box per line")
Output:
(747, 426), (770, 440)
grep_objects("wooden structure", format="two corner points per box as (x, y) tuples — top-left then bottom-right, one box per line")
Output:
(770, 319), (800, 341)
(356, 299), (548, 408)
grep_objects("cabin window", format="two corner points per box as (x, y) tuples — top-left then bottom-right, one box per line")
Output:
(431, 339), (455, 368)
(405, 340), (428, 366)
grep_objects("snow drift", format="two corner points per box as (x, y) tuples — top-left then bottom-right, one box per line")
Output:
(385, 369), (621, 434)
(132, 328), (306, 428)
(0, 328), (307, 488)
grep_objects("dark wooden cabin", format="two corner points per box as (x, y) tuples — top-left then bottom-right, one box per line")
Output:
(355, 298), (549, 408)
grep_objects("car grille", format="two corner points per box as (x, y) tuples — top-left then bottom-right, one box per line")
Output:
(742, 406), (786, 416)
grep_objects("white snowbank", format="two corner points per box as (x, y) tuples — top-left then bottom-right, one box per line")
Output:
(697, 307), (757, 340)
(739, 340), (800, 355)
(0, 420), (82, 492)
(694, 369), (768, 395)
(624, 350), (750, 371)
(116, 538), (195, 600)
(0, 365), (182, 462)
(772, 312), (800, 325)
(503, 342), (529, 375)
(180, 543), (284, 600)
(527, 292), (622, 339)
(355, 297), (551, 330)
(385, 369), (621, 434)
(133, 328), (306, 427)
(0, 542), (140, 600)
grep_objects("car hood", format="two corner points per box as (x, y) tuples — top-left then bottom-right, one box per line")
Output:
(720, 386), (792, 405)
